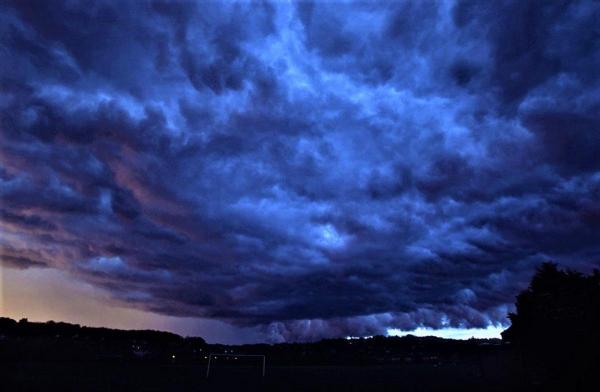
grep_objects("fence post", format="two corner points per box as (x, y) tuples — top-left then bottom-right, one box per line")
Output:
(206, 354), (212, 378)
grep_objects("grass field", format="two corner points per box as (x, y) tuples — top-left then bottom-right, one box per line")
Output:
(1, 360), (528, 391)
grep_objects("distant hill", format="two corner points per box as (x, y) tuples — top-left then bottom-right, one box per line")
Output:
(0, 317), (197, 343)
(0, 317), (206, 362)
(0, 315), (501, 365)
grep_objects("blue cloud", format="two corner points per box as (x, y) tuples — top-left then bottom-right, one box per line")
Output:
(1, 0), (599, 341)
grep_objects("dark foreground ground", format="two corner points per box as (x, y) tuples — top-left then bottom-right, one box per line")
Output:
(0, 358), (569, 392)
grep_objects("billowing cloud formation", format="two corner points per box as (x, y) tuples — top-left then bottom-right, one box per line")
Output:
(1, 0), (599, 342)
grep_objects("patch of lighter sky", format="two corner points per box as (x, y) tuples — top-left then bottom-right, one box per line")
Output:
(387, 325), (506, 340)
(0, 267), (261, 344)
(315, 223), (348, 249)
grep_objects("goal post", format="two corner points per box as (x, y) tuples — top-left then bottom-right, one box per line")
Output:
(206, 353), (266, 378)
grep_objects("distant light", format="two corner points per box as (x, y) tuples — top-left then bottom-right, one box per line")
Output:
(172, 355), (176, 359)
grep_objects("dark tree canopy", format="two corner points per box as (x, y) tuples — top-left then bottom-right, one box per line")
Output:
(502, 262), (600, 345)
(502, 262), (600, 390)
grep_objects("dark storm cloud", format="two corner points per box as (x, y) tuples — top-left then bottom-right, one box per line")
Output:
(1, 0), (599, 341)
(0, 242), (48, 269)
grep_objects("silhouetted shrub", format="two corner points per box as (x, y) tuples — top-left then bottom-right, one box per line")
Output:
(502, 262), (600, 390)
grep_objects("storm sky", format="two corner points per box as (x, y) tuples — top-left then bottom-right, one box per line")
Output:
(1, 0), (599, 343)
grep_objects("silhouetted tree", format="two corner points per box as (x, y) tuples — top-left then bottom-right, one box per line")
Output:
(502, 262), (600, 390)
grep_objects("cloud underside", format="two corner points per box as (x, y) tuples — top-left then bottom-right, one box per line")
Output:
(1, 0), (599, 341)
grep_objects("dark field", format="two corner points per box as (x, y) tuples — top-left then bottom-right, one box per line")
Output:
(1, 356), (531, 392)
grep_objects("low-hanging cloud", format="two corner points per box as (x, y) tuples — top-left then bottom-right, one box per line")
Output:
(1, 0), (599, 341)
